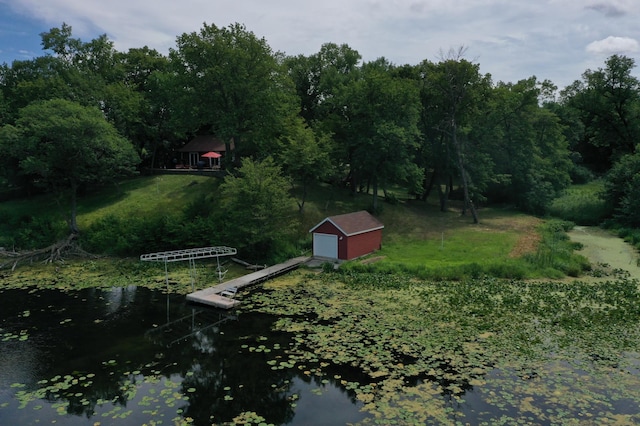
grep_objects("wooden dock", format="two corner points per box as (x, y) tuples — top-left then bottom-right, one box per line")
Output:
(186, 256), (310, 309)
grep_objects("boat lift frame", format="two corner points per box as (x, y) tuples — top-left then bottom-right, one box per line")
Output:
(140, 246), (237, 291)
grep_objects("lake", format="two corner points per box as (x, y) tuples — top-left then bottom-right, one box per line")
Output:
(0, 286), (369, 425)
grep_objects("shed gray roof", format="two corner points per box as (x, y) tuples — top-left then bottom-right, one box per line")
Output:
(309, 210), (384, 236)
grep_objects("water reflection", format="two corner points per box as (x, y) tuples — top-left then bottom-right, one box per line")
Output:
(0, 286), (368, 425)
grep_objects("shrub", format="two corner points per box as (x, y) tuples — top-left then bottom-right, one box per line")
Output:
(84, 214), (180, 256)
(384, 192), (400, 205)
(322, 262), (336, 273)
(615, 174), (640, 227)
(616, 228), (640, 251)
(570, 164), (595, 184)
(523, 220), (590, 277)
(183, 196), (215, 220)
(14, 216), (65, 250)
(549, 183), (609, 225)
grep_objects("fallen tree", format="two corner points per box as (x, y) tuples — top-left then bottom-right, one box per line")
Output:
(0, 233), (97, 271)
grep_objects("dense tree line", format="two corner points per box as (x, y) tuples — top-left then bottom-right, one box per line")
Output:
(0, 22), (639, 255)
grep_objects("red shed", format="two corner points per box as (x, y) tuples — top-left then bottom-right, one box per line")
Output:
(309, 211), (384, 260)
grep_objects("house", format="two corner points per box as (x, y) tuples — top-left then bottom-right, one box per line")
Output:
(176, 135), (234, 168)
(309, 211), (384, 260)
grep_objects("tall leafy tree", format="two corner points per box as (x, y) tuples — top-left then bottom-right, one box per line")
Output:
(485, 77), (571, 214)
(276, 116), (332, 213)
(411, 60), (458, 209)
(1, 24), (163, 169)
(170, 23), (297, 164)
(561, 55), (640, 170)
(422, 50), (492, 223)
(341, 58), (422, 211)
(284, 43), (362, 181)
(285, 43), (362, 126)
(0, 99), (139, 235)
(0, 55), (73, 121)
(113, 47), (176, 169)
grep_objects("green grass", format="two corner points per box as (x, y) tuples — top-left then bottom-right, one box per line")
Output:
(0, 174), (217, 250)
(76, 175), (216, 228)
(363, 203), (556, 279)
(381, 228), (516, 265)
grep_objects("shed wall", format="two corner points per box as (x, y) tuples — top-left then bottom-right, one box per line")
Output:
(345, 229), (383, 260)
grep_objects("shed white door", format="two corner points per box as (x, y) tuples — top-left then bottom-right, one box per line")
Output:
(313, 233), (338, 259)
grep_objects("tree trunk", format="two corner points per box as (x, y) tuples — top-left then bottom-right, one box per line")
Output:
(421, 168), (437, 201)
(452, 122), (478, 223)
(70, 181), (80, 234)
(437, 179), (450, 212)
(372, 176), (379, 213)
(150, 142), (159, 171)
(296, 180), (308, 213)
(226, 135), (240, 169)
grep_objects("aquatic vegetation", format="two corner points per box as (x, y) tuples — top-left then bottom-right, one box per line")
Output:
(242, 270), (640, 424)
(0, 257), (244, 294)
(3, 361), (195, 424)
(1, 328), (28, 342)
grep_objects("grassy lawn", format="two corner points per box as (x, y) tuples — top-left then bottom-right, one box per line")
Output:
(362, 201), (547, 278)
(76, 174), (216, 228)
(379, 230), (518, 267)
(0, 174), (217, 247)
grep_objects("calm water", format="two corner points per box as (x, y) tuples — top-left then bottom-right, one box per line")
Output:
(0, 286), (369, 425)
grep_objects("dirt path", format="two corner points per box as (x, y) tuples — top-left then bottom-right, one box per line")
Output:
(568, 226), (640, 280)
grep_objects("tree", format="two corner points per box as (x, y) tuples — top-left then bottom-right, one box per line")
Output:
(561, 55), (640, 171)
(284, 43), (362, 183)
(285, 43), (362, 126)
(422, 50), (492, 223)
(0, 99), (139, 236)
(341, 59), (422, 211)
(1, 25), (171, 171)
(170, 23), (297, 165)
(0, 55), (74, 120)
(110, 47), (175, 169)
(603, 148), (640, 226)
(412, 60), (458, 209)
(219, 157), (295, 259)
(276, 116), (332, 213)
(484, 77), (571, 214)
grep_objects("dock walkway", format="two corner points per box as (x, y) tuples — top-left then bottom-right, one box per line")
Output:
(186, 256), (310, 309)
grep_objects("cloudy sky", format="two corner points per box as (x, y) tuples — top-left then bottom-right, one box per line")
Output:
(1, 0), (639, 89)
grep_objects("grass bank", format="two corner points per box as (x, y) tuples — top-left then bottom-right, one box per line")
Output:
(0, 174), (589, 279)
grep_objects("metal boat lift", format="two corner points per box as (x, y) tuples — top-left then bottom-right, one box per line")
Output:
(140, 246), (237, 291)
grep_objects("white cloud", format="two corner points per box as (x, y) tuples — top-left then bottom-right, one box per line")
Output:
(586, 36), (639, 54)
(1, 0), (639, 89)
